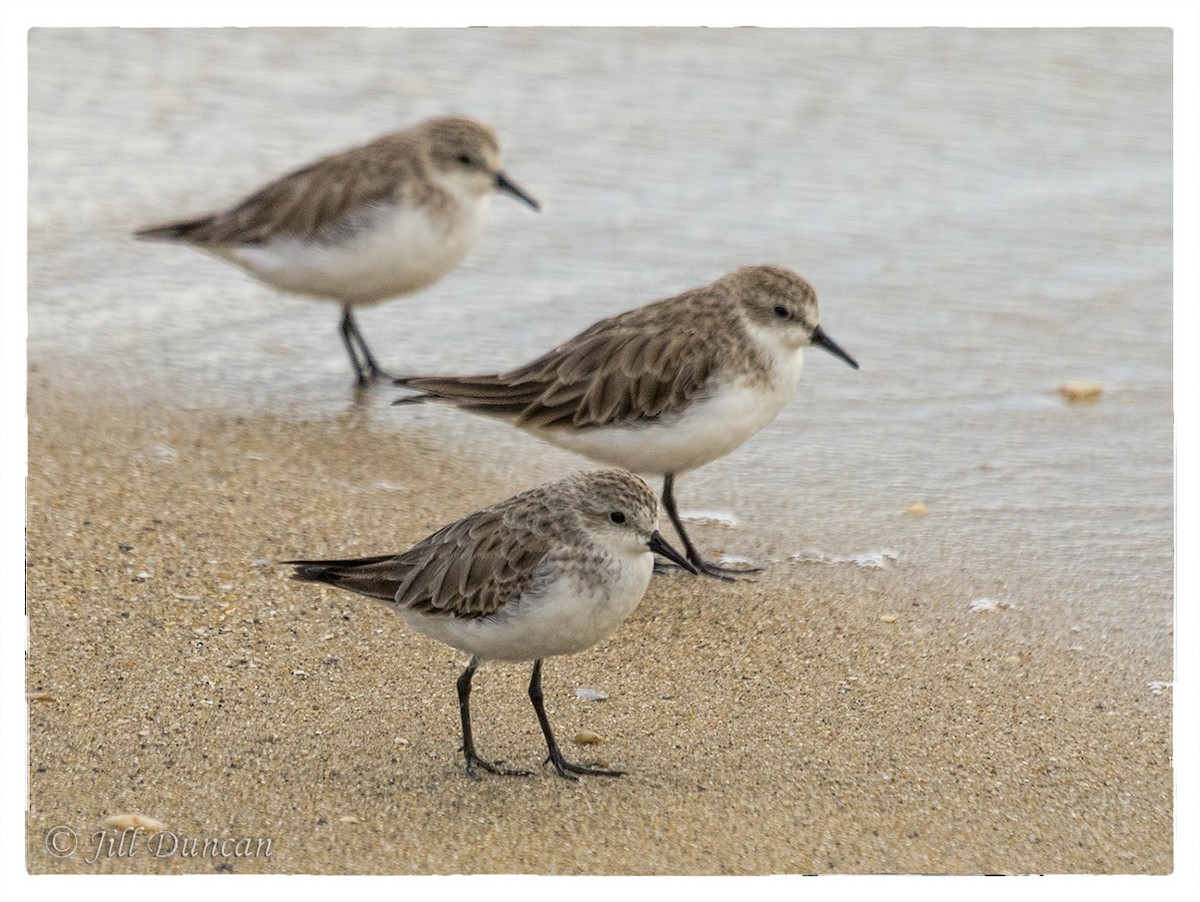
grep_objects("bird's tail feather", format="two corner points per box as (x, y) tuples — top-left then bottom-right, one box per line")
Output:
(134, 215), (217, 242)
(284, 554), (406, 604)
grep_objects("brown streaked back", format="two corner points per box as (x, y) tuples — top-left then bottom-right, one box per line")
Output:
(397, 280), (754, 429)
(134, 117), (499, 247)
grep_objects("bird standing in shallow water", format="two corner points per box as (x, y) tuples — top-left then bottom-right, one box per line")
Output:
(287, 469), (696, 780)
(136, 116), (539, 386)
(394, 265), (859, 578)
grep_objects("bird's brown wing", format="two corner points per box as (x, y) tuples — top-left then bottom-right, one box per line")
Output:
(398, 293), (727, 429)
(135, 134), (422, 246)
(287, 500), (554, 619)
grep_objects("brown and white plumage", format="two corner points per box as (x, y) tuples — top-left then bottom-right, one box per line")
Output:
(395, 265), (860, 577)
(290, 484), (557, 622)
(287, 469), (695, 780)
(399, 280), (736, 429)
(136, 117), (539, 385)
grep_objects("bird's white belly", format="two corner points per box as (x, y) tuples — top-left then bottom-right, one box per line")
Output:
(399, 552), (653, 662)
(529, 360), (805, 476)
(219, 197), (488, 306)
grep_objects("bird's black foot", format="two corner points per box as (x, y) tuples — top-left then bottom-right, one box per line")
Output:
(693, 557), (761, 581)
(366, 362), (403, 383)
(340, 306), (401, 387)
(464, 751), (534, 780)
(352, 363), (404, 388)
(543, 751), (625, 782)
(654, 556), (760, 582)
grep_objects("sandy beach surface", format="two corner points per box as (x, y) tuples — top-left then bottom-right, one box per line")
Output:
(24, 374), (1172, 875)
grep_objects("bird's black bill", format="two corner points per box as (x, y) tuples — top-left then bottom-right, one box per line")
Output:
(648, 530), (699, 575)
(811, 325), (859, 370)
(495, 171), (540, 211)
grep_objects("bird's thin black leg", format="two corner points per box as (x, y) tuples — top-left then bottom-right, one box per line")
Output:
(659, 474), (760, 581)
(342, 305), (401, 384)
(339, 304), (371, 387)
(456, 656), (532, 779)
(528, 659), (624, 780)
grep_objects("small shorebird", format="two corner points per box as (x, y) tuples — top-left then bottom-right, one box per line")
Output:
(136, 116), (539, 386)
(287, 469), (696, 780)
(394, 265), (859, 578)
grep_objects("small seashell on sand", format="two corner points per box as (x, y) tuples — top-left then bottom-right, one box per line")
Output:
(102, 814), (167, 833)
(1058, 381), (1103, 403)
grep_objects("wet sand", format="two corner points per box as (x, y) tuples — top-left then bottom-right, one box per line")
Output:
(24, 374), (1172, 875)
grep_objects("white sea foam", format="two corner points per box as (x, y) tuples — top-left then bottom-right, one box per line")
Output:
(679, 510), (739, 527)
(789, 549), (898, 569)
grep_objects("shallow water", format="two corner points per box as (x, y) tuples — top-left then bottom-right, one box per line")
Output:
(27, 28), (1173, 655)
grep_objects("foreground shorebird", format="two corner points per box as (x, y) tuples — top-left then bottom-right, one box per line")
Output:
(287, 469), (696, 780)
(394, 265), (859, 578)
(136, 116), (539, 386)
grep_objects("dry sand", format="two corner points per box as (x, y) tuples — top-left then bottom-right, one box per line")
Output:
(24, 375), (1172, 875)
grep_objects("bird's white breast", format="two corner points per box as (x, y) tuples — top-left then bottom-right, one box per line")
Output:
(399, 548), (654, 663)
(218, 194), (490, 306)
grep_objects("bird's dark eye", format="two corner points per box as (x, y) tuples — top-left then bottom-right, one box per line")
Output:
(456, 153), (473, 166)
(773, 305), (789, 319)
(609, 511), (626, 525)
